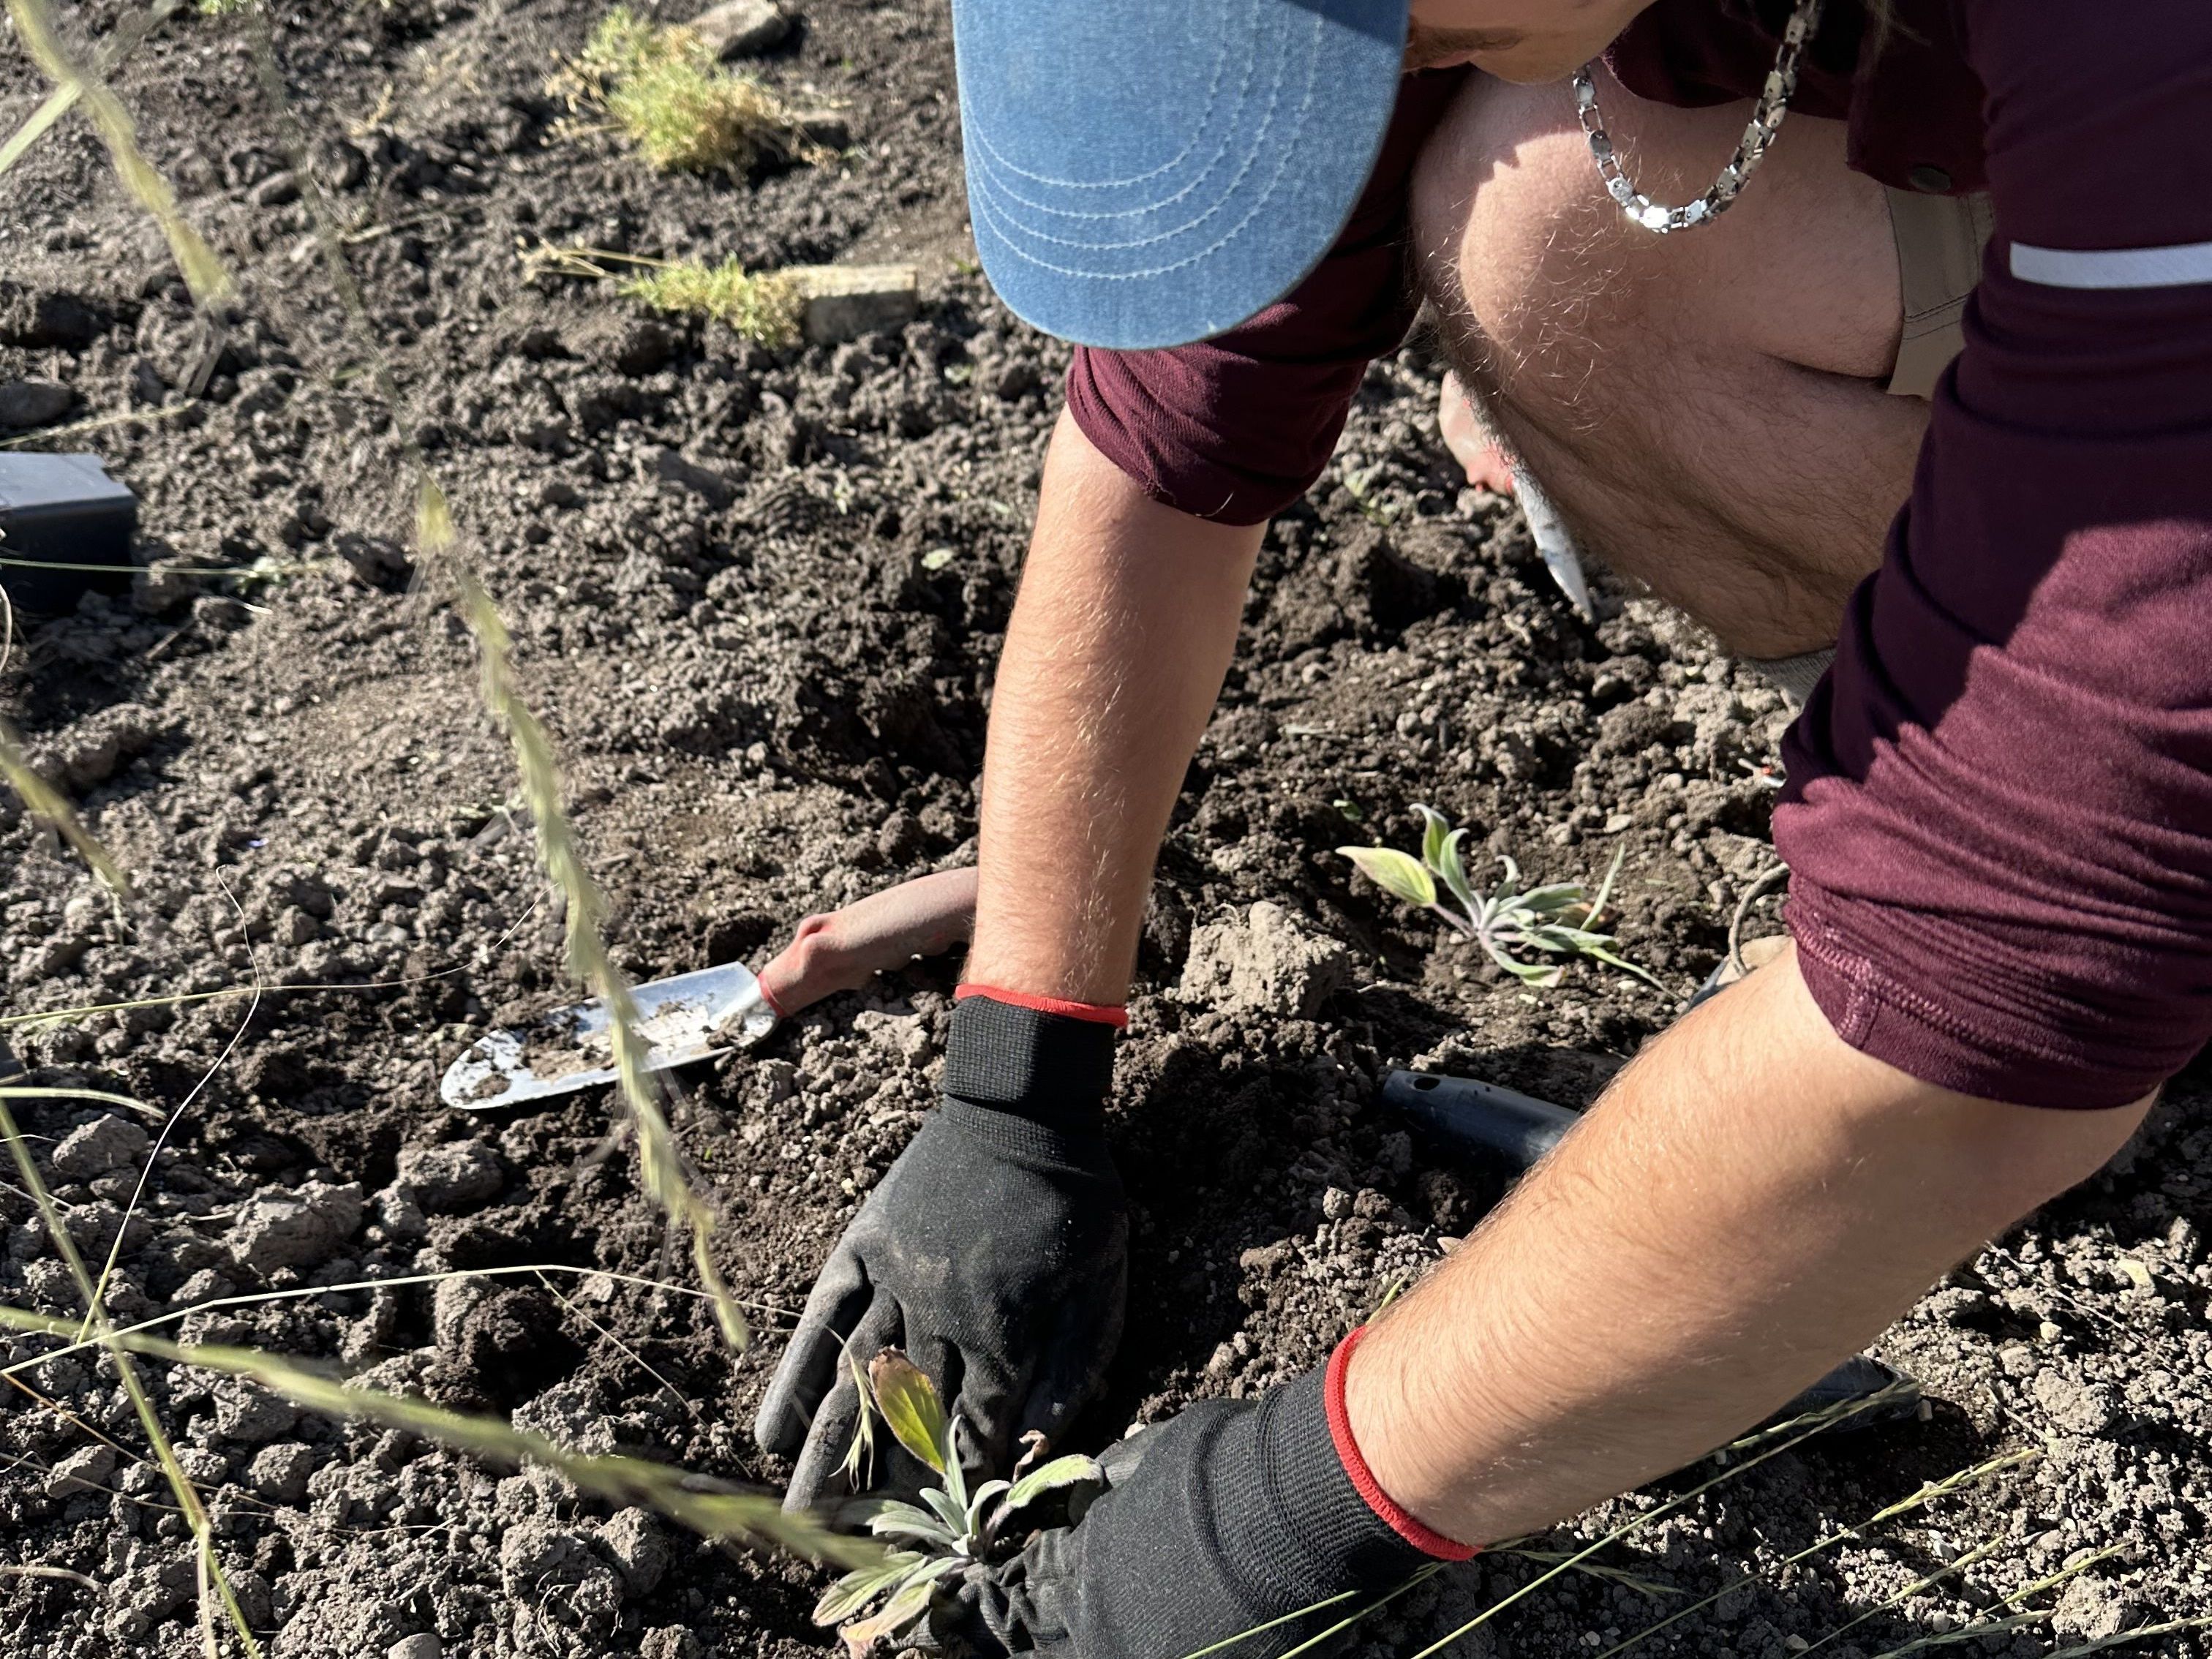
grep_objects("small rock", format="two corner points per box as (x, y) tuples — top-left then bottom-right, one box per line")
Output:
(45, 1442), (118, 1498)
(213, 1380), (299, 1445)
(246, 1441), (316, 1503)
(793, 264), (919, 345)
(273, 906), (320, 947)
(687, 0), (789, 57)
(51, 1114), (150, 1181)
(599, 1508), (670, 1595)
(388, 1637), (442, 1659)
(1321, 1186), (1354, 1222)
(1178, 901), (1351, 1019)
(642, 1630), (704, 1659)
(227, 1181), (366, 1275)
(395, 1141), (504, 1214)
(0, 379), (76, 429)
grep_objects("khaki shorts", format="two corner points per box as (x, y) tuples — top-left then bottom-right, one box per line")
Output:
(1885, 187), (1995, 399)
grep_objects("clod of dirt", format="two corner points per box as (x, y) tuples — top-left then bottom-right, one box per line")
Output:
(650, 445), (742, 508)
(29, 701), (162, 789)
(598, 1507), (672, 1595)
(49, 1113), (151, 1181)
(395, 1140), (505, 1214)
(0, 379), (75, 429)
(1178, 900), (1351, 1019)
(42, 1442), (117, 1499)
(227, 1181), (367, 1275)
(211, 1377), (301, 1445)
(498, 1517), (626, 1611)
(688, 0), (790, 58)
(246, 1441), (317, 1504)
(2032, 1368), (2118, 1436)
(370, 1184), (430, 1241)
(433, 1280), (582, 1402)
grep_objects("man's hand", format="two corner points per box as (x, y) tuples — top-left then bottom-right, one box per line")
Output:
(936, 947), (2148, 1655)
(939, 1338), (1466, 1659)
(756, 994), (1128, 1510)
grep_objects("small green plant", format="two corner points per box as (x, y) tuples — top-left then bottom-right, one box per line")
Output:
(1339, 806), (1668, 992)
(813, 1350), (1101, 1652)
(622, 255), (803, 344)
(550, 6), (816, 173)
(521, 243), (805, 346)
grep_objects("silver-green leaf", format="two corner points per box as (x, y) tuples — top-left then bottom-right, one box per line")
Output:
(1003, 1453), (1102, 1515)
(1339, 846), (1436, 908)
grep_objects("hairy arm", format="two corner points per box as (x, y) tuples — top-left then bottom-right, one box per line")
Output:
(964, 410), (1265, 1004)
(1348, 945), (2150, 1546)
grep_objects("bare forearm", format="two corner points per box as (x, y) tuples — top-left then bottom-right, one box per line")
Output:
(1347, 946), (2149, 1546)
(965, 411), (1264, 1004)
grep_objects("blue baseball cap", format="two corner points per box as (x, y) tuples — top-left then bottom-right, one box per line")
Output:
(950, 0), (1410, 350)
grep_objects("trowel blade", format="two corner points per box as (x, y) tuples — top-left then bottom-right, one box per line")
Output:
(438, 960), (778, 1110)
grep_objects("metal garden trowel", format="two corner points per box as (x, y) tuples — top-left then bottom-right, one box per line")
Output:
(439, 865), (979, 1110)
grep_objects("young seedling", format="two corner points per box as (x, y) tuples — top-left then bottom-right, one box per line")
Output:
(1338, 806), (1669, 992)
(813, 1350), (1102, 1655)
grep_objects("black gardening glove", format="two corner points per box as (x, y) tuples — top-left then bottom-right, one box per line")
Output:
(756, 992), (1129, 1511)
(937, 1332), (1474, 1659)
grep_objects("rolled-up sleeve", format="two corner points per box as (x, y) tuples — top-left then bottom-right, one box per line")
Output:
(1065, 69), (1469, 526)
(1776, 0), (2212, 1107)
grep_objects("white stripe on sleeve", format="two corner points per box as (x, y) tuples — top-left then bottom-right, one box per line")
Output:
(2012, 238), (2212, 289)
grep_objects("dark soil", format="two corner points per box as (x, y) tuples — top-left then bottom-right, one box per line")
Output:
(2, 2), (2208, 1658)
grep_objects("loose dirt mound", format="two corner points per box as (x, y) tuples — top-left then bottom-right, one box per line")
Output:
(1, 3), (2207, 1658)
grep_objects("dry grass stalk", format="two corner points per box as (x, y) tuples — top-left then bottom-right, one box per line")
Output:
(3, 0), (226, 301)
(241, 12), (752, 1353)
(1, 1261), (761, 1384)
(0, 715), (129, 892)
(447, 552), (750, 1350)
(0, 1305), (876, 1570)
(0, 1091), (260, 1655)
(0, 0), (181, 178)
(1396, 1381), (1922, 1659)
(1593, 1446), (2042, 1658)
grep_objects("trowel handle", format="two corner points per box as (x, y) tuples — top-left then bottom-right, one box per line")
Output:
(1382, 1069), (1582, 1172)
(756, 866), (979, 1017)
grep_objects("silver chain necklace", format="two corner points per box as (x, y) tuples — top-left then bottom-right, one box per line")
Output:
(1572, 0), (1826, 234)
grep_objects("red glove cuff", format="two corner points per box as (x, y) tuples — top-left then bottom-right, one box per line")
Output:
(955, 983), (1129, 1028)
(1323, 1327), (1479, 1562)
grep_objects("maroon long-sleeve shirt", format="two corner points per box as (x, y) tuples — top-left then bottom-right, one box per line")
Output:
(1066, 0), (2212, 1109)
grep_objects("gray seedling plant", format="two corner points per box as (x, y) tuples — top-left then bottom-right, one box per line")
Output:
(813, 1348), (1102, 1654)
(1339, 805), (1669, 992)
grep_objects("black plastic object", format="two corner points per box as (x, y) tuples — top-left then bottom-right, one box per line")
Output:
(1382, 1065), (1922, 1430)
(0, 454), (138, 615)
(1383, 1068), (1583, 1171)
